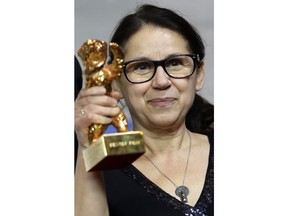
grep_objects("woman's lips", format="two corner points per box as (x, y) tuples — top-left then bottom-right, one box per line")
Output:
(148, 97), (176, 107)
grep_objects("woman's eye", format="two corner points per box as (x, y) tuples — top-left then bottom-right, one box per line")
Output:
(126, 61), (153, 74)
(166, 59), (183, 67)
(135, 62), (150, 70)
(170, 60), (181, 66)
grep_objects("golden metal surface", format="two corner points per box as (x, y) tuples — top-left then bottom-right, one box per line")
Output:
(83, 131), (145, 171)
(77, 39), (145, 171)
(78, 39), (128, 143)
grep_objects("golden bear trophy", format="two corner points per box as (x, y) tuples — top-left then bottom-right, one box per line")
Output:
(78, 39), (145, 172)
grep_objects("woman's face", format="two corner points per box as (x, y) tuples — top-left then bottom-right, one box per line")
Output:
(116, 25), (204, 131)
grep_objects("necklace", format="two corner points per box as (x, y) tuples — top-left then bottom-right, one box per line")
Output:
(143, 132), (192, 203)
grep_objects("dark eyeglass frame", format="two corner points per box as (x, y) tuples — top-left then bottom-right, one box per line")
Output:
(122, 54), (201, 84)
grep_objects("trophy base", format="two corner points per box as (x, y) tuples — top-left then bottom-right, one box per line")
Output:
(83, 131), (145, 171)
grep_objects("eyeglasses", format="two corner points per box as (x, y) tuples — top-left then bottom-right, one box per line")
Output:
(122, 54), (200, 84)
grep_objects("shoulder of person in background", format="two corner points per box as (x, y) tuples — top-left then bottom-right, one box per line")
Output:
(75, 56), (83, 100)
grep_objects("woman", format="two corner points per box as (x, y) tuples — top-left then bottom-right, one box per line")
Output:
(75, 4), (214, 216)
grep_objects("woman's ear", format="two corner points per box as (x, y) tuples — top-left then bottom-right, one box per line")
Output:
(195, 61), (205, 91)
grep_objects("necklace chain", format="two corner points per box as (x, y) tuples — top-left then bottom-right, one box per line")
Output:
(143, 131), (192, 203)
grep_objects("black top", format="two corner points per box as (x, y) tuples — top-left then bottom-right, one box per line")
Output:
(103, 132), (214, 216)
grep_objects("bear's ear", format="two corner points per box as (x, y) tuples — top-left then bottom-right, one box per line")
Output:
(108, 42), (124, 69)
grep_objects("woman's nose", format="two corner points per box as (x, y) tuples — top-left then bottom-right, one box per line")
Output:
(151, 66), (171, 89)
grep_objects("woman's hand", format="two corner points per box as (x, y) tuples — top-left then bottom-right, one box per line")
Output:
(74, 86), (123, 148)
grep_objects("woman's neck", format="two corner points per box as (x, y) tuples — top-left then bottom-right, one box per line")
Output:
(137, 126), (191, 155)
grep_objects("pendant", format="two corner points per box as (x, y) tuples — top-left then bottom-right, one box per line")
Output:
(175, 185), (189, 203)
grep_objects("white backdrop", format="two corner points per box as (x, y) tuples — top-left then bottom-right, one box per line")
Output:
(75, 0), (214, 103)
